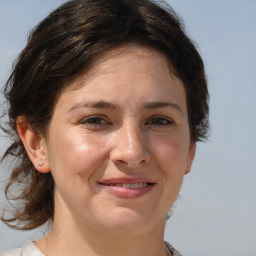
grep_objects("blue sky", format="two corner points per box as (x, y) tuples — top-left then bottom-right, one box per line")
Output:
(0, 1), (256, 255)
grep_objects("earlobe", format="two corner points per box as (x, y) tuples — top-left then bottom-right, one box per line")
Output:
(185, 142), (196, 175)
(17, 116), (50, 173)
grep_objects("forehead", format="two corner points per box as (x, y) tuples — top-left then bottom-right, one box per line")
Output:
(52, 45), (187, 117)
(65, 44), (179, 90)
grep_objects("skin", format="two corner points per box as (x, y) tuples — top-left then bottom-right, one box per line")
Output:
(18, 45), (195, 256)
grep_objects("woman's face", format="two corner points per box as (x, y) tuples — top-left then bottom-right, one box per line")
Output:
(44, 45), (195, 236)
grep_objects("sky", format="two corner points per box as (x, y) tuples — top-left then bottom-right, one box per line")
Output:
(0, 1), (256, 255)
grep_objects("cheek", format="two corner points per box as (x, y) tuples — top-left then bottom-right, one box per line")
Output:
(150, 133), (190, 174)
(46, 128), (109, 183)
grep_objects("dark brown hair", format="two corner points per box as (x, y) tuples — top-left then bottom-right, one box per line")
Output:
(1, 0), (209, 230)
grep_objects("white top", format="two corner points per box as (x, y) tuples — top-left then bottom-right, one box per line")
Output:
(1, 241), (182, 256)
(0, 241), (44, 256)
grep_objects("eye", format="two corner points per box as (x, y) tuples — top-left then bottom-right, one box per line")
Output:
(79, 116), (111, 128)
(146, 116), (174, 126)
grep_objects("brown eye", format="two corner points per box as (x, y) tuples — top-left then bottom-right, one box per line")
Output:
(146, 117), (174, 126)
(86, 117), (105, 124)
(80, 116), (110, 128)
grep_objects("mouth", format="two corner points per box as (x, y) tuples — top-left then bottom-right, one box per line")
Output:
(98, 182), (154, 189)
(97, 179), (156, 198)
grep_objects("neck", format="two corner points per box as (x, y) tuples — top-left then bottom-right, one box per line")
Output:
(35, 192), (168, 256)
(36, 215), (167, 256)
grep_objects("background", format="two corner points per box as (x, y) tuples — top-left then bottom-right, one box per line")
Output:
(0, 1), (255, 255)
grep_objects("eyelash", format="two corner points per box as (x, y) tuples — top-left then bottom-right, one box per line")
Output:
(79, 116), (110, 128)
(145, 117), (174, 126)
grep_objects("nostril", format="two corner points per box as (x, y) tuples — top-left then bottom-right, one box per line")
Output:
(113, 158), (148, 170)
(116, 159), (127, 165)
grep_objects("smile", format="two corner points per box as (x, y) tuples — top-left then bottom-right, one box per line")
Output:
(102, 182), (150, 189)
(98, 179), (155, 198)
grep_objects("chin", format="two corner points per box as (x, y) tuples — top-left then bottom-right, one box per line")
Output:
(92, 207), (164, 237)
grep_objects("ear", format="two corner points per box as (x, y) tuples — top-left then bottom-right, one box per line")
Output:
(17, 116), (50, 173)
(185, 142), (196, 175)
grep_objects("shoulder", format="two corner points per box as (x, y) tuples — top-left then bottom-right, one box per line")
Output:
(0, 241), (44, 256)
(0, 248), (21, 256)
(165, 241), (183, 256)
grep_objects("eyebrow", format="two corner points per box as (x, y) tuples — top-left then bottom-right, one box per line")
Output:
(68, 100), (182, 114)
(143, 102), (182, 113)
(68, 101), (117, 113)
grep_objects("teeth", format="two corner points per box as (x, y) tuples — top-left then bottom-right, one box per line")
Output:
(102, 182), (150, 189)
(114, 183), (148, 189)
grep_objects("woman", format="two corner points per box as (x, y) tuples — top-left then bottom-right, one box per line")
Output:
(0, 0), (209, 255)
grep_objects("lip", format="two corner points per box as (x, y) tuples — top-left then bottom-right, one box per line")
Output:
(98, 177), (156, 199)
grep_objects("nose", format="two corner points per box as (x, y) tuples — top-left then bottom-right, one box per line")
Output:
(110, 122), (151, 169)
